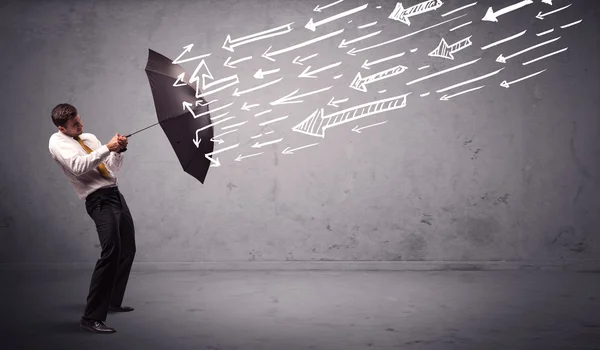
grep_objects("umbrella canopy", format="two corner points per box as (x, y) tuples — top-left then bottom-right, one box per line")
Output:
(144, 48), (214, 183)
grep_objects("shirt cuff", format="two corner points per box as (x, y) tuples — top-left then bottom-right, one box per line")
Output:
(97, 145), (111, 158)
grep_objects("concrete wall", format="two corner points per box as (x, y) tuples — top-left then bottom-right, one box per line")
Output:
(0, 0), (598, 264)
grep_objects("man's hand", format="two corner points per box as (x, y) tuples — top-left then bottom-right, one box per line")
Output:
(117, 134), (128, 153)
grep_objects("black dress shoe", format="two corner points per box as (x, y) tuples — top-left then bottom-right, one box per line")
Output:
(109, 305), (134, 312)
(79, 318), (116, 333)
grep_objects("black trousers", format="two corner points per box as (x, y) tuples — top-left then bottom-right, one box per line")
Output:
(83, 186), (136, 322)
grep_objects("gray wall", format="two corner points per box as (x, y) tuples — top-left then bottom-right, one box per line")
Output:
(0, 0), (598, 263)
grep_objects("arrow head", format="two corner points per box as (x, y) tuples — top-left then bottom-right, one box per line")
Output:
(496, 54), (506, 63)
(234, 154), (243, 161)
(232, 88), (241, 97)
(338, 39), (349, 48)
(292, 56), (304, 65)
(209, 157), (221, 167)
(223, 57), (236, 68)
(361, 60), (371, 70)
(251, 142), (261, 148)
(428, 38), (454, 60)
(351, 125), (361, 133)
(536, 11), (544, 20)
(298, 66), (316, 78)
(253, 69), (264, 79)
(482, 7), (498, 22)
(262, 46), (275, 61)
(222, 35), (234, 52)
(500, 81), (510, 88)
(439, 95), (450, 101)
(193, 137), (201, 148)
(183, 44), (193, 52)
(282, 147), (293, 155)
(305, 18), (316, 31)
(347, 47), (358, 56)
(313, 5), (322, 12)
(182, 101), (193, 110)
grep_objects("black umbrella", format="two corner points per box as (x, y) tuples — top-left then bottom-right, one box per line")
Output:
(124, 48), (214, 183)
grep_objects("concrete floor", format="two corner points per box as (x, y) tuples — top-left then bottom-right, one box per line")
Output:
(2, 268), (599, 350)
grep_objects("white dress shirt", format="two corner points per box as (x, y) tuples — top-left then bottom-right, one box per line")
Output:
(49, 131), (125, 200)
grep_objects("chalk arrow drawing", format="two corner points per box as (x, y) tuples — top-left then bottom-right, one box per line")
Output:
(189, 60), (239, 99)
(351, 120), (388, 133)
(292, 93), (410, 138)
(314, 0), (344, 12)
(205, 143), (240, 167)
(222, 22), (293, 52)
(298, 61), (341, 78)
(262, 29), (344, 61)
(241, 102), (259, 111)
(223, 56), (252, 68)
(349, 64), (408, 92)
(482, 0), (533, 22)
(252, 138), (283, 148)
(270, 86), (333, 105)
(172, 44), (211, 64)
(328, 96), (349, 107)
(496, 36), (560, 63)
(254, 68), (280, 79)
(500, 69), (546, 88)
(282, 143), (319, 154)
(362, 52), (405, 69)
(293, 53), (318, 65)
(305, 3), (368, 31)
(536, 4), (571, 20)
(429, 36), (472, 60)
(235, 152), (263, 161)
(389, 0), (444, 26)
(339, 30), (382, 48)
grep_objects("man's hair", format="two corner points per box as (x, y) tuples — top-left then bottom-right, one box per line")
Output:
(51, 103), (78, 128)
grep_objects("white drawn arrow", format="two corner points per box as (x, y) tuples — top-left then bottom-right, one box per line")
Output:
(298, 61), (342, 78)
(349, 64), (408, 92)
(501, 69), (546, 88)
(232, 78), (283, 97)
(362, 52), (405, 69)
(305, 3), (368, 31)
(293, 53), (318, 65)
(429, 36), (472, 60)
(223, 55), (252, 68)
(352, 120), (388, 133)
(481, 29), (526, 50)
(262, 28), (344, 61)
(205, 143), (240, 167)
(436, 67), (504, 93)
(189, 60), (239, 99)
(252, 138), (283, 148)
(183, 101), (232, 119)
(173, 73), (188, 87)
(339, 30), (382, 48)
(314, 0), (344, 12)
(347, 14), (465, 55)
(270, 86), (333, 105)
(282, 143), (319, 154)
(241, 102), (259, 111)
(328, 96), (348, 107)
(292, 93), (410, 138)
(210, 129), (237, 144)
(482, 0), (533, 22)
(496, 36), (560, 63)
(172, 44), (211, 64)
(389, 0), (444, 26)
(254, 68), (280, 79)
(536, 4), (571, 20)
(235, 152), (263, 161)
(222, 22), (294, 52)
(439, 85), (484, 100)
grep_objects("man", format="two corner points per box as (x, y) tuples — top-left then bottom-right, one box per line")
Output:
(48, 103), (135, 334)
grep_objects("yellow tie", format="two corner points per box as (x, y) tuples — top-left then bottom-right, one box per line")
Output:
(74, 136), (111, 179)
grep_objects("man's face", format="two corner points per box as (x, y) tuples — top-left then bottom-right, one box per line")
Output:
(58, 114), (83, 137)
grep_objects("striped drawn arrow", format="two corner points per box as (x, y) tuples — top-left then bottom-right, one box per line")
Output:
(389, 0), (444, 26)
(349, 64), (408, 92)
(292, 93), (410, 138)
(429, 36), (472, 60)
